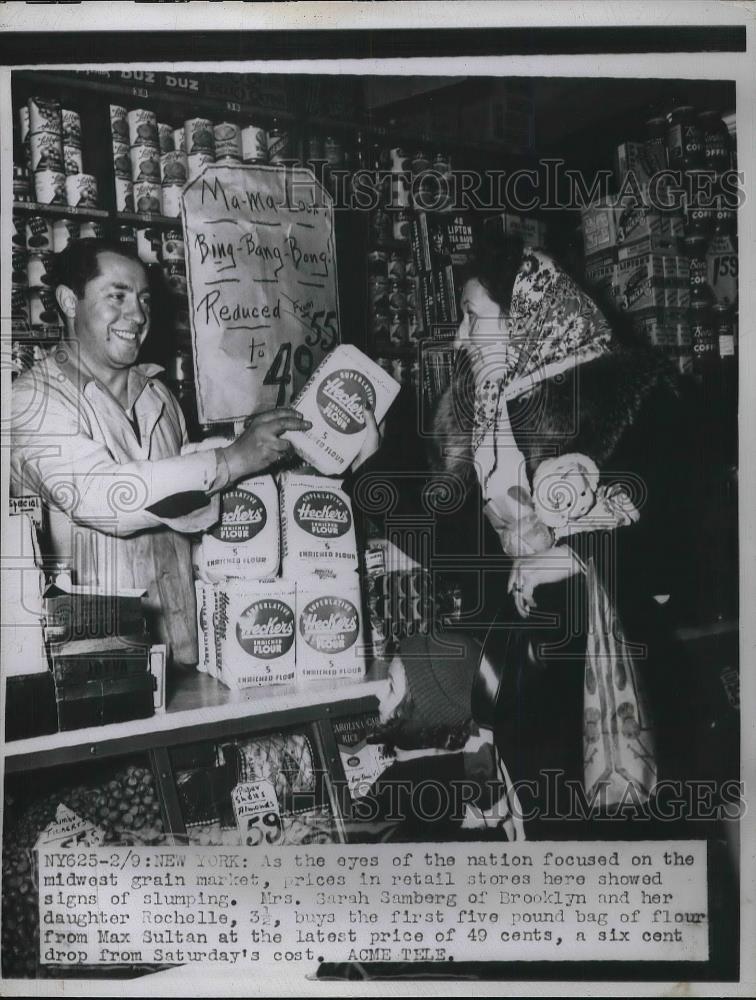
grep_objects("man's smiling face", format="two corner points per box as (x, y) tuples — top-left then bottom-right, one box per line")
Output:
(71, 251), (151, 373)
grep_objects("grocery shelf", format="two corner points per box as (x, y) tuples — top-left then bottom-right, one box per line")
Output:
(3, 671), (385, 774)
(12, 201), (109, 220)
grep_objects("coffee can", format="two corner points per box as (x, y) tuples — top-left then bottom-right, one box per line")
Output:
(25, 215), (53, 251)
(173, 127), (186, 153)
(12, 249), (29, 286)
(109, 104), (129, 144)
(135, 226), (162, 265)
(29, 286), (61, 328)
(52, 218), (81, 252)
(28, 96), (62, 136)
(34, 169), (66, 205)
(157, 122), (174, 154)
(114, 176), (135, 213)
(65, 173), (98, 208)
(241, 125), (268, 164)
(130, 143), (161, 184)
(214, 122), (242, 161)
(13, 164), (31, 202)
(63, 144), (83, 176)
(161, 229), (185, 262)
(27, 252), (55, 289)
(160, 150), (188, 186)
(62, 109), (81, 147)
(184, 117), (215, 155)
(112, 140), (131, 179)
(128, 108), (158, 147)
(186, 151), (215, 182)
(133, 181), (162, 215)
(79, 221), (107, 240)
(30, 130), (64, 173)
(13, 214), (27, 248)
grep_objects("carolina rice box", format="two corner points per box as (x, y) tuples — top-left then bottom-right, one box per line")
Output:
(285, 344), (401, 475)
(296, 574), (365, 683)
(216, 580), (296, 690)
(198, 475), (279, 583)
(279, 473), (358, 577)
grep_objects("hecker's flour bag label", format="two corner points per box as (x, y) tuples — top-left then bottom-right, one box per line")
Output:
(216, 581), (296, 690)
(296, 576), (365, 683)
(280, 473), (358, 576)
(195, 581), (218, 678)
(284, 344), (400, 475)
(198, 476), (279, 582)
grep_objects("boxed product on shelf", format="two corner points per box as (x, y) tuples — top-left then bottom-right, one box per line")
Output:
(615, 195), (681, 253)
(614, 251), (668, 312)
(279, 473), (358, 577)
(214, 579), (297, 690)
(484, 210), (547, 247)
(295, 573), (365, 683)
(614, 140), (668, 188)
(195, 475), (280, 583)
(581, 196), (619, 257)
(286, 344), (401, 476)
(629, 307), (688, 348)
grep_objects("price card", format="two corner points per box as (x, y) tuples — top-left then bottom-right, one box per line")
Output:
(182, 164), (340, 424)
(231, 780), (283, 847)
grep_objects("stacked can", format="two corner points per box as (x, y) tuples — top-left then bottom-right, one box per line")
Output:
(28, 96), (65, 205)
(267, 120), (291, 164)
(157, 122), (174, 155)
(62, 109), (83, 175)
(214, 121), (242, 164)
(27, 244), (61, 337)
(13, 163), (32, 203)
(388, 147), (410, 210)
(241, 124), (268, 164)
(110, 105), (134, 213)
(128, 108), (162, 216)
(368, 268), (390, 349)
(160, 147), (188, 218)
(160, 225), (186, 295)
(185, 117), (215, 181)
(11, 219), (30, 335)
(17, 105), (32, 171)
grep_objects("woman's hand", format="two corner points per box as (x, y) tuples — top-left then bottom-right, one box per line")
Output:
(507, 545), (582, 617)
(352, 405), (385, 470)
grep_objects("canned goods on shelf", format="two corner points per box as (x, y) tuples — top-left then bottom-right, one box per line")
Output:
(157, 122), (174, 154)
(25, 216), (53, 251)
(173, 127), (186, 153)
(412, 150), (431, 174)
(114, 176), (135, 213)
(160, 150), (189, 185)
(28, 96), (62, 136)
(29, 286), (61, 328)
(369, 310), (390, 339)
(433, 152), (451, 174)
(162, 261), (187, 297)
(135, 227), (162, 265)
(241, 125), (268, 164)
(12, 249), (29, 285)
(79, 220), (107, 240)
(130, 143), (161, 184)
(324, 136), (344, 168)
(63, 144), (83, 176)
(61, 109), (81, 147)
(388, 281), (407, 310)
(30, 130), (64, 174)
(367, 250), (388, 277)
(109, 104), (129, 144)
(267, 125), (290, 164)
(52, 218), (80, 252)
(387, 252), (406, 281)
(186, 151), (215, 182)
(27, 253), (55, 288)
(161, 229), (185, 262)
(33, 169), (66, 205)
(13, 164), (31, 202)
(112, 140), (131, 179)
(370, 208), (393, 243)
(17, 105), (30, 143)
(184, 117), (215, 155)
(133, 181), (162, 215)
(128, 108), (158, 147)
(13, 214), (27, 248)
(390, 147), (410, 173)
(65, 173), (98, 208)
(392, 210), (411, 242)
(214, 122), (242, 161)
(389, 309), (409, 346)
(116, 225), (137, 246)
(161, 184), (182, 218)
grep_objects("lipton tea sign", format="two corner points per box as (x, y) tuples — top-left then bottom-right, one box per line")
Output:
(181, 164), (340, 424)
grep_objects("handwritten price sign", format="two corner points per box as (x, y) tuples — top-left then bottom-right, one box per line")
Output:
(182, 164), (340, 424)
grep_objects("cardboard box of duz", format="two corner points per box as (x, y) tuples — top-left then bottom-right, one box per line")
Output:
(215, 580), (297, 691)
(614, 254), (668, 312)
(581, 199), (619, 257)
(285, 344), (401, 476)
(197, 476), (279, 583)
(296, 574), (365, 683)
(279, 473), (358, 578)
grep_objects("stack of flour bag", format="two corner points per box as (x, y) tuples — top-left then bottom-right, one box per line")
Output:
(194, 345), (400, 692)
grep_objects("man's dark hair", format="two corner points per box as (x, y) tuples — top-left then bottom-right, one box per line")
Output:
(51, 238), (143, 300)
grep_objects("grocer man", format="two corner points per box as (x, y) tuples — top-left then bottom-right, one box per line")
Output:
(10, 237), (351, 666)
